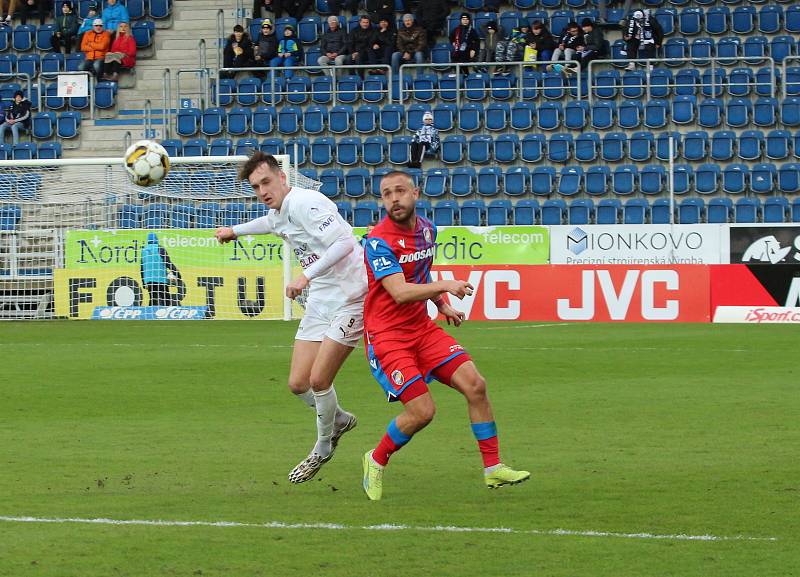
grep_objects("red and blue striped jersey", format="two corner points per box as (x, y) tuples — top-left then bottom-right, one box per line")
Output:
(364, 215), (438, 337)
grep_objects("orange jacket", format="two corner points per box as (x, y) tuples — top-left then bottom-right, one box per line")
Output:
(81, 30), (112, 61)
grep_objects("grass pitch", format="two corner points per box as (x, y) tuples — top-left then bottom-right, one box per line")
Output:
(0, 321), (798, 577)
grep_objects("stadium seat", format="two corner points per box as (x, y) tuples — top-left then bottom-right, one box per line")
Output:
(277, 105), (302, 134)
(176, 108), (201, 137)
(520, 134), (545, 162)
(37, 141), (61, 159)
(504, 167), (530, 196)
(433, 103), (456, 131)
(723, 163), (749, 194)
(601, 132), (626, 163)
(541, 199), (567, 225)
(705, 6), (729, 34)
(726, 98), (752, 128)
(441, 135), (466, 164)
(596, 198), (621, 224)
(735, 197), (760, 222)
(638, 165), (665, 195)
(260, 137), (284, 156)
(56, 111), (80, 139)
(226, 108), (252, 137)
(778, 163), (800, 193)
(345, 169), (370, 199)
(622, 70), (646, 100)
(558, 166), (583, 197)
(763, 197), (789, 223)
(564, 101), (589, 131)
(683, 130), (709, 162)
(336, 137), (361, 166)
(698, 98), (723, 128)
(738, 130), (764, 161)
(286, 137), (308, 165)
(618, 100), (643, 130)
(12, 142), (36, 160)
(751, 163), (777, 194)
(575, 133), (600, 163)
(319, 168), (344, 198)
(548, 133), (573, 163)
(591, 100), (616, 130)
(585, 165), (610, 196)
(782, 97), (800, 127)
(209, 138), (232, 156)
(663, 37), (689, 63)
(311, 76), (333, 104)
(423, 168), (448, 198)
(144, 203), (170, 229)
(494, 134), (519, 163)
(707, 197), (734, 223)
(433, 200), (458, 226)
(717, 37), (741, 65)
(31, 112), (55, 140)
(117, 204), (143, 229)
(651, 199), (673, 224)
(415, 199), (433, 220)
(644, 99), (668, 129)
(679, 7), (703, 35)
(629, 131), (654, 162)
(388, 136), (412, 165)
(753, 97), (778, 127)
(183, 138), (207, 156)
(711, 130), (736, 161)
(362, 136), (387, 166)
(568, 199), (594, 225)
(485, 102), (510, 132)
(487, 199), (512, 226)
(537, 102), (562, 131)
(743, 36), (768, 65)
(450, 167), (476, 197)
(612, 165), (637, 196)
(460, 200), (486, 226)
(513, 199), (539, 225)
(701, 69), (725, 99)
(328, 105), (353, 134)
(531, 166), (556, 196)
(678, 198), (705, 224)
(672, 95), (697, 124)
(354, 105), (379, 134)
(695, 163), (721, 194)
(457, 103), (482, 133)
(406, 104), (429, 131)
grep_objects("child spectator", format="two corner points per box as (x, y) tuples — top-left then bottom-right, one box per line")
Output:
(408, 111), (440, 169)
(623, 9), (662, 70)
(494, 19), (530, 73)
(0, 90), (31, 145)
(478, 20), (502, 70)
(548, 21), (583, 73)
(271, 24), (302, 78)
(449, 13), (480, 73)
(52, 1), (79, 54)
(528, 21), (556, 64)
(222, 24), (254, 78)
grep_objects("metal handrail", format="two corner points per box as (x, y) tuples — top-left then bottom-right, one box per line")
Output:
(587, 56), (777, 103)
(176, 68), (211, 110)
(1, 72), (32, 100)
(398, 60), (583, 106)
(214, 64), (393, 106)
(781, 56), (800, 98)
(124, 130), (132, 150)
(143, 98), (152, 139)
(216, 9), (225, 72)
(162, 68), (172, 140)
(198, 38), (207, 71)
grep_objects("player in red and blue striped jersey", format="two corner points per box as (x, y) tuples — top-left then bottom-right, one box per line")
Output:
(360, 170), (530, 500)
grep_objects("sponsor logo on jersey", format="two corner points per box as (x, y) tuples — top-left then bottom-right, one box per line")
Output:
(371, 256), (395, 272)
(398, 239), (405, 248)
(370, 240), (379, 250)
(398, 247), (435, 263)
(300, 254), (319, 268)
(423, 227), (432, 244)
(318, 215), (335, 232)
(391, 370), (404, 386)
(449, 344), (463, 352)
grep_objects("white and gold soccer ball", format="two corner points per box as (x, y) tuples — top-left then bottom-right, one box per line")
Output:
(124, 140), (170, 187)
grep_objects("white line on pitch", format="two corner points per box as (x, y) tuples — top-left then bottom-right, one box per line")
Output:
(0, 516), (777, 543)
(483, 323), (573, 330)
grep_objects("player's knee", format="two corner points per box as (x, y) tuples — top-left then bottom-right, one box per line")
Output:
(286, 377), (308, 395)
(465, 374), (488, 402)
(308, 372), (333, 392)
(409, 401), (435, 427)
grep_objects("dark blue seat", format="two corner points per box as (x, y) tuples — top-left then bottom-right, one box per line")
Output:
(251, 106), (276, 135)
(504, 167), (530, 196)
(494, 134), (519, 163)
(568, 199), (594, 225)
(778, 163), (800, 193)
(547, 133), (573, 163)
(711, 130), (736, 161)
(450, 167), (476, 197)
(487, 199), (512, 225)
(575, 132), (600, 162)
(531, 166), (556, 196)
(388, 136), (412, 165)
(695, 163), (721, 194)
(433, 200), (459, 226)
(751, 163), (777, 194)
(586, 165), (610, 196)
(683, 130), (709, 162)
(328, 105), (353, 134)
(558, 166), (583, 197)
(763, 197), (789, 223)
(732, 6), (756, 34)
(345, 169), (370, 199)
(623, 198), (649, 224)
(640, 165), (666, 195)
(514, 199), (539, 225)
(708, 198), (734, 223)
(441, 135), (466, 164)
(460, 199), (486, 226)
(541, 199), (567, 225)
(521, 133), (545, 162)
(423, 168), (448, 198)
(319, 168), (344, 198)
(363, 136), (387, 166)
(629, 131), (654, 162)
(590, 100), (615, 130)
(738, 130), (764, 161)
(612, 164), (638, 195)
(678, 198), (705, 224)
(618, 99), (643, 130)
(596, 198), (621, 224)
(735, 197), (760, 223)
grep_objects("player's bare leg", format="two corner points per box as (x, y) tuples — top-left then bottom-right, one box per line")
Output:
(449, 361), (530, 488)
(288, 338), (358, 483)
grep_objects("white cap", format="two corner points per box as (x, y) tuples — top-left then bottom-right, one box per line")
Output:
(632, 10), (644, 19)
(92, 17), (103, 25)
(422, 111), (433, 121)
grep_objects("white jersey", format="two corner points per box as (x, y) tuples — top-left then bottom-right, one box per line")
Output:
(232, 187), (367, 309)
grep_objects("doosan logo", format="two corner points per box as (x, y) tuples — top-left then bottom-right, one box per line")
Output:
(399, 247), (435, 263)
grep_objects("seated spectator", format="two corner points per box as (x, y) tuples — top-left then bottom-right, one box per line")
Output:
(494, 19), (530, 73)
(408, 111), (439, 168)
(318, 15), (349, 69)
(478, 20), (502, 70)
(572, 18), (606, 72)
(449, 13), (480, 73)
(368, 16), (394, 73)
(528, 21), (556, 64)
(254, 18), (278, 75)
(101, 20), (135, 81)
(282, 0), (309, 20)
(76, 2), (100, 45)
(348, 15), (374, 71)
(1, 0), (16, 25)
(20, 0), (48, 25)
(366, 0), (393, 28)
(623, 9), (662, 71)
(548, 21), (583, 72)
(80, 18), (111, 77)
(0, 90), (31, 145)
(392, 13), (427, 75)
(253, 0), (281, 20)
(52, 1), (79, 55)
(101, 0), (129, 33)
(271, 24), (302, 78)
(328, 0), (359, 16)
(415, 0), (449, 48)
(222, 24), (254, 78)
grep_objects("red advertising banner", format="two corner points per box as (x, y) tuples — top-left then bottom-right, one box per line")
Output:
(429, 265), (711, 322)
(709, 264), (800, 323)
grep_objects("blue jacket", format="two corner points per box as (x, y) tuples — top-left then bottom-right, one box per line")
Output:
(141, 233), (169, 284)
(77, 15), (97, 36)
(101, 2), (130, 32)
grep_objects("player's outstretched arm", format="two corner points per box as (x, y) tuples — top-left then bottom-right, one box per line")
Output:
(216, 215), (274, 244)
(215, 227), (237, 244)
(381, 273), (473, 305)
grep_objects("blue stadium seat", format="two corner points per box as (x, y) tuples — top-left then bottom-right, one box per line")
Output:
(336, 137), (361, 166)
(450, 167), (475, 197)
(286, 136), (309, 165)
(433, 103), (456, 131)
(423, 168), (449, 198)
(12, 142), (36, 160)
(354, 104), (379, 134)
(735, 197), (760, 222)
(673, 164), (694, 194)
(298, 105), (325, 135)
(664, 37), (689, 63)
(225, 107), (250, 136)
(698, 98), (723, 128)
(594, 70), (620, 100)
(568, 199), (594, 225)
(702, 69), (725, 98)
(193, 202), (218, 228)
(758, 5), (783, 34)
(336, 75), (362, 104)
(695, 163), (721, 194)
(37, 141), (61, 159)
(612, 165), (637, 196)
(781, 97), (800, 126)
(596, 198), (621, 224)
(717, 37), (741, 65)
(618, 100), (643, 130)
(683, 130), (709, 162)
(575, 133), (600, 163)
(793, 198), (800, 223)
(144, 203), (170, 229)
(727, 97), (752, 128)
(329, 105), (353, 134)
(705, 6), (729, 34)
(362, 136), (387, 166)
(548, 133), (573, 163)
(183, 138), (207, 156)
(558, 166), (583, 196)
(655, 131), (682, 161)
(250, 106), (275, 135)
(602, 132), (626, 162)
(778, 163), (800, 193)
(117, 204), (143, 229)
(753, 97), (778, 127)
(521, 133), (545, 162)
(707, 197), (733, 223)
(675, 68), (700, 96)
(732, 6), (756, 34)
(751, 163), (777, 194)
(56, 111), (80, 139)
(200, 107), (224, 137)
(514, 199), (539, 225)
(485, 102), (510, 131)
(415, 199), (433, 220)
(433, 200), (458, 226)
(458, 103), (484, 132)
(763, 197), (789, 223)
(765, 130), (790, 160)
(487, 199), (512, 226)
(651, 199), (673, 224)
(564, 101), (589, 131)
(644, 99), (668, 129)
(738, 130), (764, 161)
(460, 200), (486, 226)
(728, 67), (754, 97)
(640, 165), (666, 195)
(504, 167), (530, 196)
(621, 70), (646, 100)
(335, 201), (353, 223)
(379, 104), (403, 133)
(441, 135), (466, 164)
(679, 198), (705, 224)
(363, 74), (388, 104)
(679, 7), (703, 35)
(209, 138), (232, 156)
(494, 134), (519, 163)
(31, 112), (55, 140)
(690, 38), (713, 66)
(310, 75), (332, 104)
(388, 136), (412, 165)
(160, 139), (183, 157)
(319, 168), (344, 198)
(743, 36), (768, 65)
(672, 95), (697, 124)
(171, 205), (195, 229)
(711, 130), (736, 161)
(176, 108), (201, 137)
(537, 101), (562, 130)
(585, 165), (610, 196)
(648, 68), (673, 99)
(541, 199), (567, 225)
(590, 100), (615, 130)
(629, 131), (654, 162)
(345, 169), (370, 199)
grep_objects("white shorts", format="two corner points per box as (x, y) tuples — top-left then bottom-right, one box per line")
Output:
(295, 299), (364, 347)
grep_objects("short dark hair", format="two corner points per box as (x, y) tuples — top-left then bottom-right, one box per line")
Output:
(239, 151), (281, 181)
(380, 170), (415, 191)
(233, 24), (244, 32)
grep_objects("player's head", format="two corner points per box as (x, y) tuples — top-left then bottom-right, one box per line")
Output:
(240, 152), (289, 210)
(379, 171), (419, 225)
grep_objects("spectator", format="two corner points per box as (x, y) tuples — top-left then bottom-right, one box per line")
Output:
(368, 16), (394, 73)
(222, 24), (254, 78)
(76, 2), (100, 44)
(318, 15), (349, 69)
(52, 1), (79, 54)
(415, 0), (449, 48)
(253, 0), (282, 20)
(282, 0), (309, 20)
(271, 24), (302, 78)
(101, 20), (135, 81)
(449, 13), (479, 73)
(408, 110), (439, 169)
(366, 0), (393, 28)
(571, 18), (606, 72)
(392, 13), (427, 75)
(478, 20), (502, 70)
(494, 18), (530, 73)
(528, 21), (556, 64)
(348, 15), (374, 71)
(328, 0), (359, 16)
(0, 90), (31, 145)
(254, 18), (279, 74)
(1, 0), (16, 25)
(624, 9), (662, 70)
(20, 0), (47, 25)
(547, 21), (583, 72)
(101, 0), (129, 33)
(80, 18), (111, 77)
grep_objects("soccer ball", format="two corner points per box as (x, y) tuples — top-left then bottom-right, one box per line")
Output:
(124, 140), (170, 187)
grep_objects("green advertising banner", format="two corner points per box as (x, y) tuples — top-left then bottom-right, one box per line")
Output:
(353, 225), (550, 265)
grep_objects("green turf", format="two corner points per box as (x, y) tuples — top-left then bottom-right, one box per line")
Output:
(0, 321), (797, 576)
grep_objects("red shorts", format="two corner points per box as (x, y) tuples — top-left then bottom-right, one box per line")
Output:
(366, 322), (472, 403)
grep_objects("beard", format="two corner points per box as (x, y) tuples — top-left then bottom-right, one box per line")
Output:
(387, 203), (415, 224)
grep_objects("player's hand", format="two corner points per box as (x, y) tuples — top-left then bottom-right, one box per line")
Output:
(441, 280), (474, 300)
(438, 302), (465, 327)
(286, 273), (309, 300)
(215, 227), (237, 244)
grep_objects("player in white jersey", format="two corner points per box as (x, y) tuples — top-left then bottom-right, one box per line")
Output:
(215, 152), (367, 483)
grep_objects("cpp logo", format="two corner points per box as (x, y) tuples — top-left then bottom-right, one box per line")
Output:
(99, 307), (142, 319)
(154, 307), (202, 320)
(567, 227), (588, 255)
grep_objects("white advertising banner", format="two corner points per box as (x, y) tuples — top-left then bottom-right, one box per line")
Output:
(57, 74), (89, 98)
(713, 306), (800, 323)
(550, 225), (728, 265)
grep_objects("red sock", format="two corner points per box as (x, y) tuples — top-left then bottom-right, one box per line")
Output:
(372, 433), (399, 466)
(478, 436), (500, 468)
